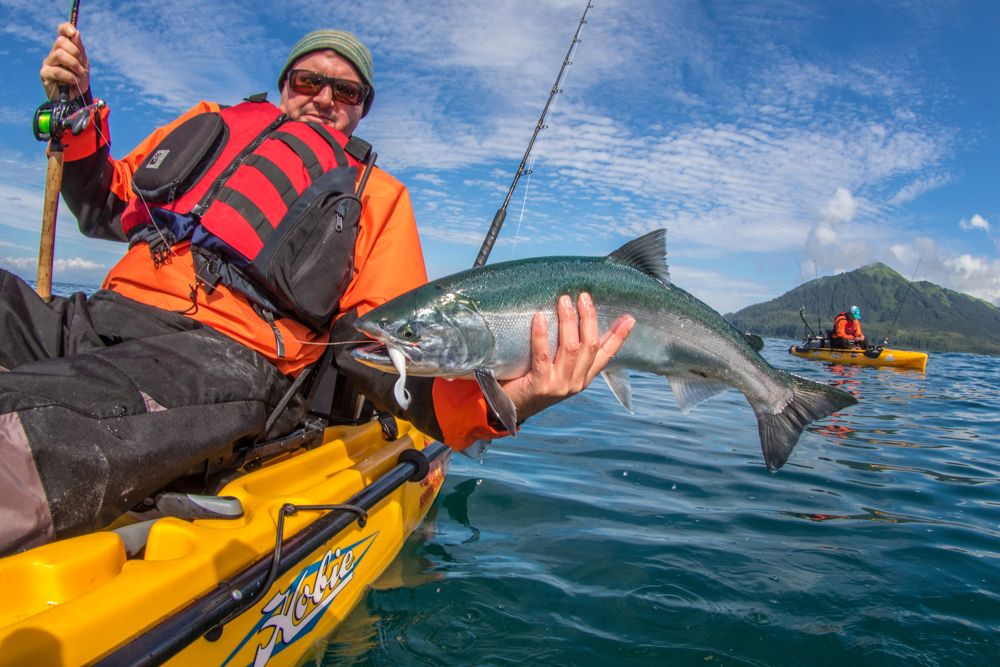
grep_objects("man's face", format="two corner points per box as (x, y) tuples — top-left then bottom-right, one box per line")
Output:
(279, 50), (366, 135)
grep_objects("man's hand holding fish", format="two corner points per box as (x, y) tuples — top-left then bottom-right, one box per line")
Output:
(500, 293), (636, 424)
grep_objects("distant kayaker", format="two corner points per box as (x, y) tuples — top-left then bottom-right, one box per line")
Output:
(0, 24), (633, 554)
(831, 306), (867, 349)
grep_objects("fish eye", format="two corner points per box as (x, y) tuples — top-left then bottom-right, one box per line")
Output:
(398, 324), (416, 340)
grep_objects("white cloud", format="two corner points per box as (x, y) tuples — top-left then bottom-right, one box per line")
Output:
(54, 257), (104, 271)
(959, 214), (991, 232)
(2, 0), (987, 311)
(0, 256), (35, 270)
(887, 237), (1000, 306)
(1, 256), (104, 272)
(890, 173), (950, 205)
(410, 173), (446, 187)
(820, 187), (858, 225)
(0, 106), (29, 124)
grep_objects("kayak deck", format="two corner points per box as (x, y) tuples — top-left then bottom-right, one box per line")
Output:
(789, 344), (928, 371)
(0, 419), (448, 666)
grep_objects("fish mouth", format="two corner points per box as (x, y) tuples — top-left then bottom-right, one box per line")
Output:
(353, 341), (420, 371)
(353, 342), (396, 371)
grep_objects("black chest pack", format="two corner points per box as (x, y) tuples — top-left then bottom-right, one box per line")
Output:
(124, 97), (377, 333)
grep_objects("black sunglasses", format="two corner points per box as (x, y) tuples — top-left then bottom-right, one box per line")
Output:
(287, 69), (370, 106)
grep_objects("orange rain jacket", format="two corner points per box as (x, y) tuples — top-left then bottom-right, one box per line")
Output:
(832, 312), (864, 341)
(59, 100), (505, 449)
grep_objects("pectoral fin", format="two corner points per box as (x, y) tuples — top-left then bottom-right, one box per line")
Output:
(601, 368), (634, 413)
(475, 367), (518, 435)
(668, 374), (730, 413)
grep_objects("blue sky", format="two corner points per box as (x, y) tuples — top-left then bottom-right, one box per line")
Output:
(1, 0), (997, 315)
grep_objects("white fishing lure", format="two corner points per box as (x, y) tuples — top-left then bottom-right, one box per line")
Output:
(387, 346), (412, 409)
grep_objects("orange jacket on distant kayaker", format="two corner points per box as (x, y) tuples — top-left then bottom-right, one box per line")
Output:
(832, 311), (863, 341)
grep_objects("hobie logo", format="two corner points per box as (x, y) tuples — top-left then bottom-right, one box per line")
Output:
(224, 532), (377, 667)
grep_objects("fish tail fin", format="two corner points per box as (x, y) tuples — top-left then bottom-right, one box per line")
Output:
(753, 374), (858, 471)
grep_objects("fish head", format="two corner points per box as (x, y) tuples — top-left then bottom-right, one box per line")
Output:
(353, 292), (494, 377)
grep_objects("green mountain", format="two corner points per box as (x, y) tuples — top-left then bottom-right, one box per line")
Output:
(725, 263), (1000, 355)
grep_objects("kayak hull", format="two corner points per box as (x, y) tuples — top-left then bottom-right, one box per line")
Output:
(789, 345), (928, 371)
(0, 420), (449, 667)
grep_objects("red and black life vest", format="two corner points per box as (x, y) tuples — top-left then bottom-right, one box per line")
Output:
(121, 99), (366, 331)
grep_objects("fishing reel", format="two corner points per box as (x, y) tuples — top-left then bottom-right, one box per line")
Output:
(33, 97), (105, 143)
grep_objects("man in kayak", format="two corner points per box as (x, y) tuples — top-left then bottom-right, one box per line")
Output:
(0, 25), (633, 554)
(831, 305), (867, 349)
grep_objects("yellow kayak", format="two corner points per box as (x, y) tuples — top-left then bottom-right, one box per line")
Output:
(789, 344), (928, 372)
(0, 419), (449, 666)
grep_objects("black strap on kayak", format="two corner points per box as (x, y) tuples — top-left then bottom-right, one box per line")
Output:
(201, 500), (369, 641)
(94, 440), (449, 667)
(212, 445), (431, 636)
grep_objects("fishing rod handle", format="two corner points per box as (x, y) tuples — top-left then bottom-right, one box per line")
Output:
(473, 208), (507, 267)
(35, 1), (83, 302)
(37, 152), (64, 302)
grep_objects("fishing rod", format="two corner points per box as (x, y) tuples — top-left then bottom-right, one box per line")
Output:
(885, 256), (923, 345)
(812, 260), (823, 335)
(799, 307), (818, 339)
(32, 0), (102, 301)
(472, 0), (594, 268)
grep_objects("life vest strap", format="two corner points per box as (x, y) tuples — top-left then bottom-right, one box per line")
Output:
(244, 154), (299, 209)
(214, 186), (275, 248)
(272, 131), (323, 181)
(305, 122), (350, 169)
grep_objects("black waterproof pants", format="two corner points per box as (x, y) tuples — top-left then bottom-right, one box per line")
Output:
(0, 270), (303, 554)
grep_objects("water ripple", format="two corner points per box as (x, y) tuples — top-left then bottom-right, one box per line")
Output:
(317, 340), (1000, 666)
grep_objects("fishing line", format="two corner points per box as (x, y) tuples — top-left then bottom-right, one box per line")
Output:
(886, 255), (923, 344)
(474, 0), (594, 267)
(289, 337), (371, 347)
(813, 259), (823, 334)
(73, 81), (192, 277)
(76, 79), (276, 319)
(508, 41), (580, 259)
(74, 80), (170, 254)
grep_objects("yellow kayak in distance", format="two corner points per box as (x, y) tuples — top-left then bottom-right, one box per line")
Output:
(789, 343), (928, 372)
(0, 419), (449, 666)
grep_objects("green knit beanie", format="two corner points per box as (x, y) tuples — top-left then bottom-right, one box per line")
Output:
(278, 30), (375, 115)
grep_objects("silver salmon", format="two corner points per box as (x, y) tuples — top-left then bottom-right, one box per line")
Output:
(353, 229), (857, 470)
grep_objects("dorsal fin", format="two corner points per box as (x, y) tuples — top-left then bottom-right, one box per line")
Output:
(607, 228), (670, 284)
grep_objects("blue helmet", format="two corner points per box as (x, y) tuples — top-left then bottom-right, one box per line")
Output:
(850, 305), (861, 320)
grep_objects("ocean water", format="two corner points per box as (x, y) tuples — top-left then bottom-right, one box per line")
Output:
(315, 339), (999, 666)
(31, 280), (99, 297)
